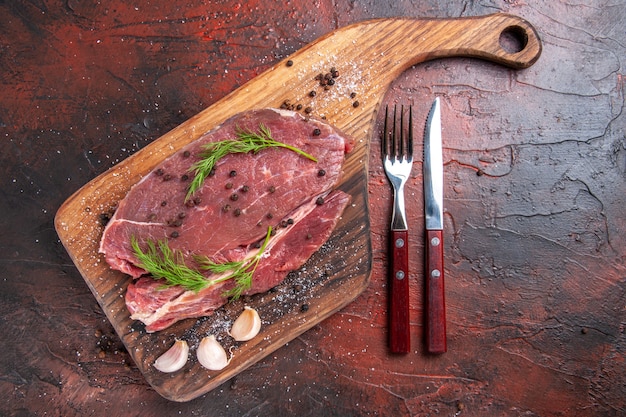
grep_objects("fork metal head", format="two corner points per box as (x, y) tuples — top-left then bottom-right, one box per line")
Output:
(382, 105), (413, 163)
(382, 105), (414, 231)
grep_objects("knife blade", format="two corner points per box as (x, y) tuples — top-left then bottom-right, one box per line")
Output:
(423, 97), (447, 354)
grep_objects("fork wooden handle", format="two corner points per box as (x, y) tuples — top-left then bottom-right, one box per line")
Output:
(389, 229), (410, 353)
(426, 229), (447, 353)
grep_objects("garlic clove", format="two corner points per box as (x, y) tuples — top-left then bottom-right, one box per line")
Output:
(197, 335), (230, 371)
(229, 306), (262, 342)
(154, 339), (189, 373)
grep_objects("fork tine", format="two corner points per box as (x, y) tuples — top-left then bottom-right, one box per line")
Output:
(391, 105), (397, 159)
(398, 105), (404, 159)
(408, 105), (413, 159)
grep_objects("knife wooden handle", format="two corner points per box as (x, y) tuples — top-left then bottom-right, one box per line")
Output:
(389, 229), (410, 353)
(426, 229), (447, 353)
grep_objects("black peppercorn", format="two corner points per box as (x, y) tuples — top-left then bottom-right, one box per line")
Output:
(154, 168), (164, 176)
(225, 182), (233, 189)
(181, 174), (189, 181)
(182, 150), (191, 158)
(171, 231), (179, 238)
(352, 100), (360, 108)
(318, 169), (326, 177)
(309, 90), (316, 97)
(269, 185), (276, 193)
(316, 196), (324, 205)
(229, 170), (237, 177)
(234, 208), (242, 217)
(286, 59), (293, 67)
(241, 185), (249, 192)
(99, 213), (110, 227)
(230, 193), (239, 201)
(300, 304), (309, 312)
(168, 218), (182, 227)
(313, 128), (321, 136)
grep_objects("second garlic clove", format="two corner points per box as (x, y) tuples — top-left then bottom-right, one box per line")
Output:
(154, 339), (189, 373)
(229, 306), (261, 342)
(197, 335), (230, 371)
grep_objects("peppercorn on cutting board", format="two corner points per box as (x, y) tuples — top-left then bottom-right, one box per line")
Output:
(55, 14), (541, 401)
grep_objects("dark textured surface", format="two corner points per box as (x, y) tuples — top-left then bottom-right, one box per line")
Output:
(1, 1), (624, 416)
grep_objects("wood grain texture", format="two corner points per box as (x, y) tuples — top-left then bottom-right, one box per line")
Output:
(54, 14), (541, 401)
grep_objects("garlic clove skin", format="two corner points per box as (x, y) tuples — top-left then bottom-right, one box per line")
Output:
(154, 340), (189, 373)
(197, 335), (230, 371)
(229, 306), (262, 342)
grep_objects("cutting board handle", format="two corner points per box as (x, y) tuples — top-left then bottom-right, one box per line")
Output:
(382, 13), (542, 71)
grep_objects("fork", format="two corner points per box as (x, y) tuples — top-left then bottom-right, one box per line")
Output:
(382, 104), (413, 353)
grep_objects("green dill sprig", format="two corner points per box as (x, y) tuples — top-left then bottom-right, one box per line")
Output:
(186, 124), (317, 200)
(131, 236), (208, 292)
(130, 227), (273, 299)
(195, 225), (273, 300)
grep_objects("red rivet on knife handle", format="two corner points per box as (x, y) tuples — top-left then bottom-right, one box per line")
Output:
(426, 229), (447, 353)
(389, 229), (410, 353)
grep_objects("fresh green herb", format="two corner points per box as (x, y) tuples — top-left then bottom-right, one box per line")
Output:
(196, 226), (273, 300)
(130, 236), (207, 292)
(186, 124), (317, 200)
(130, 227), (273, 299)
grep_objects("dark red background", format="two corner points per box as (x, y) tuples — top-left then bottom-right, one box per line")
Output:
(1, 1), (624, 416)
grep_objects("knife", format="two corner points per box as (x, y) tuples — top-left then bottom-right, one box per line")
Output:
(423, 97), (447, 354)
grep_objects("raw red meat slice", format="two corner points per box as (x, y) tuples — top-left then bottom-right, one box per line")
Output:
(99, 108), (352, 331)
(126, 191), (350, 332)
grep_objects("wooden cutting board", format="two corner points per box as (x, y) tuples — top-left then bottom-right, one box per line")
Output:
(55, 14), (541, 402)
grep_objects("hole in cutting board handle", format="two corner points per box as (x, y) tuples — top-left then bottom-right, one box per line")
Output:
(498, 25), (529, 54)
